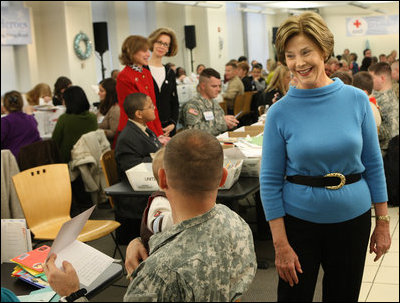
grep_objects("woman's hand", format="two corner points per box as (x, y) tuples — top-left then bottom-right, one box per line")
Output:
(370, 220), (391, 262)
(162, 124), (175, 137)
(274, 242), (303, 287)
(158, 135), (171, 146)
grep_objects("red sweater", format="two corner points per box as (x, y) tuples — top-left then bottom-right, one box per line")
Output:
(116, 65), (163, 136)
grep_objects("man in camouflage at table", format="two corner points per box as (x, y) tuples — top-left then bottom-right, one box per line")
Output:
(44, 129), (257, 302)
(180, 68), (239, 136)
(369, 62), (399, 156)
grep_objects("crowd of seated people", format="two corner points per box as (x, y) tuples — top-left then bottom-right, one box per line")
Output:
(1, 19), (398, 302)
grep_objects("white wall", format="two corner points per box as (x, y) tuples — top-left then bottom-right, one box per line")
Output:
(1, 46), (17, 96)
(246, 11), (268, 67)
(226, 2), (245, 62)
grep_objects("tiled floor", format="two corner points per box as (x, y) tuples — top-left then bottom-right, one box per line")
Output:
(360, 206), (399, 302)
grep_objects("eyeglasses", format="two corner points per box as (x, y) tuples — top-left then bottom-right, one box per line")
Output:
(155, 40), (170, 48)
(140, 104), (155, 111)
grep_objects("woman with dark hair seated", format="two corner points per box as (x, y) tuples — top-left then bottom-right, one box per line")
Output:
(97, 78), (120, 144)
(52, 86), (97, 216)
(52, 76), (72, 106)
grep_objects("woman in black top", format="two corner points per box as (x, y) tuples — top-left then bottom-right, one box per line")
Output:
(258, 65), (291, 108)
(52, 76), (72, 106)
(146, 28), (179, 136)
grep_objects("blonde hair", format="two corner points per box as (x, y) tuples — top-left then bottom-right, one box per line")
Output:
(26, 83), (52, 106)
(275, 12), (334, 65)
(148, 28), (178, 57)
(266, 65), (290, 95)
(119, 35), (150, 66)
(152, 147), (165, 184)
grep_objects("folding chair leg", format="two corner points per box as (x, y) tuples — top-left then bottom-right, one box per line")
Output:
(110, 232), (126, 274)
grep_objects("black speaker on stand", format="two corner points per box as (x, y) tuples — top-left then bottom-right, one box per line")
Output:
(93, 22), (109, 80)
(184, 25), (196, 73)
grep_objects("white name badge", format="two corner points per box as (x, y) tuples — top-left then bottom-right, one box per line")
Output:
(204, 111), (215, 121)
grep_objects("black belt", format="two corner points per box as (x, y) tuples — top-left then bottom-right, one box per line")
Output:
(286, 173), (361, 190)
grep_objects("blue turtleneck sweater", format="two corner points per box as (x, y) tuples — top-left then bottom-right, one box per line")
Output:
(260, 78), (388, 223)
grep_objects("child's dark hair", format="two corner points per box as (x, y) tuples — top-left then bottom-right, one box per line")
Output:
(123, 92), (148, 120)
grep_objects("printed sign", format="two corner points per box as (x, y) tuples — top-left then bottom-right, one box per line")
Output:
(1, 5), (32, 45)
(347, 15), (399, 36)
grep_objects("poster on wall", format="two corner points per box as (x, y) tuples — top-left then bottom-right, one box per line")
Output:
(347, 15), (399, 36)
(1, 4), (32, 45)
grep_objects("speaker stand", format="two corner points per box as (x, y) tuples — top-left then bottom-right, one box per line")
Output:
(99, 52), (106, 80)
(189, 49), (194, 74)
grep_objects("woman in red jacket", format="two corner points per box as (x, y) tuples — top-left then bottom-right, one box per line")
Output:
(115, 35), (166, 147)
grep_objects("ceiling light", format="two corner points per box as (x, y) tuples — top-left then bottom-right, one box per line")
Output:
(265, 1), (326, 9)
(260, 10), (276, 15)
(164, 1), (196, 6)
(348, 2), (370, 9)
(196, 2), (222, 8)
(241, 8), (261, 14)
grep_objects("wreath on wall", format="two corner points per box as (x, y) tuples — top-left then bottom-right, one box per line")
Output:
(73, 31), (93, 60)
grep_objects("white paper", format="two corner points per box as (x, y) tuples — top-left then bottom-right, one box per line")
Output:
(54, 240), (114, 287)
(47, 205), (114, 287)
(48, 205), (96, 259)
(1, 219), (30, 263)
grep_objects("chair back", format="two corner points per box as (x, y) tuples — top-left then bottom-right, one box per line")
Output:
(12, 164), (72, 234)
(241, 91), (256, 116)
(233, 94), (245, 116)
(100, 150), (120, 207)
(219, 101), (227, 115)
(17, 139), (61, 172)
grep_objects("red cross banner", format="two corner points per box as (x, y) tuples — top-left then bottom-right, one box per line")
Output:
(347, 15), (399, 36)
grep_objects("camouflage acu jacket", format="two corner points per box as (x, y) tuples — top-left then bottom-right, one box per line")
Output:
(124, 204), (257, 302)
(180, 94), (228, 136)
(374, 89), (399, 151)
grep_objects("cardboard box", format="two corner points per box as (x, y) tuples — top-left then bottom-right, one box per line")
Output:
(244, 125), (264, 133)
(228, 130), (261, 138)
(220, 159), (243, 190)
(125, 163), (159, 191)
(223, 147), (261, 177)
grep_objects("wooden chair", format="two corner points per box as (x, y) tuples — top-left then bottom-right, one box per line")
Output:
(12, 164), (124, 260)
(241, 91), (256, 116)
(219, 101), (227, 115)
(100, 150), (120, 208)
(233, 94), (245, 117)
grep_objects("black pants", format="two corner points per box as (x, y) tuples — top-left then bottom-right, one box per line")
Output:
(70, 175), (93, 218)
(278, 210), (371, 302)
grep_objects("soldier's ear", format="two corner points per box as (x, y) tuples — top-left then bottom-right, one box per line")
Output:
(159, 168), (168, 190)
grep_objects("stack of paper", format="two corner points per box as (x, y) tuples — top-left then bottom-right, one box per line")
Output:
(1, 219), (32, 263)
(10, 245), (51, 288)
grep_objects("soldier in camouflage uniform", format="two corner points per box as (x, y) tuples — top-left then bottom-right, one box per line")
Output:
(180, 68), (239, 136)
(44, 129), (257, 302)
(369, 63), (399, 155)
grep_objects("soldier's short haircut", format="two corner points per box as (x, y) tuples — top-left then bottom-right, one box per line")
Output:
(199, 68), (221, 84)
(353, 72), (374, 95)
(123, 92), (148, 120)
(152, 147), (165, 184)
(164, 129), (223, 194)
(368, 62), (392, 79)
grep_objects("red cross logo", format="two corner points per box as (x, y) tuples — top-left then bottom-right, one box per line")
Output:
(353, 20), (361, 28)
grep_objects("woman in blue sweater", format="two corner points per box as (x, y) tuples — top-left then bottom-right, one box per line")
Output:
(260, 12), (391, 301)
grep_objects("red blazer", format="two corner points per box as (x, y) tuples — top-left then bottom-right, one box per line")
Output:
(116, 65), (163, 136)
